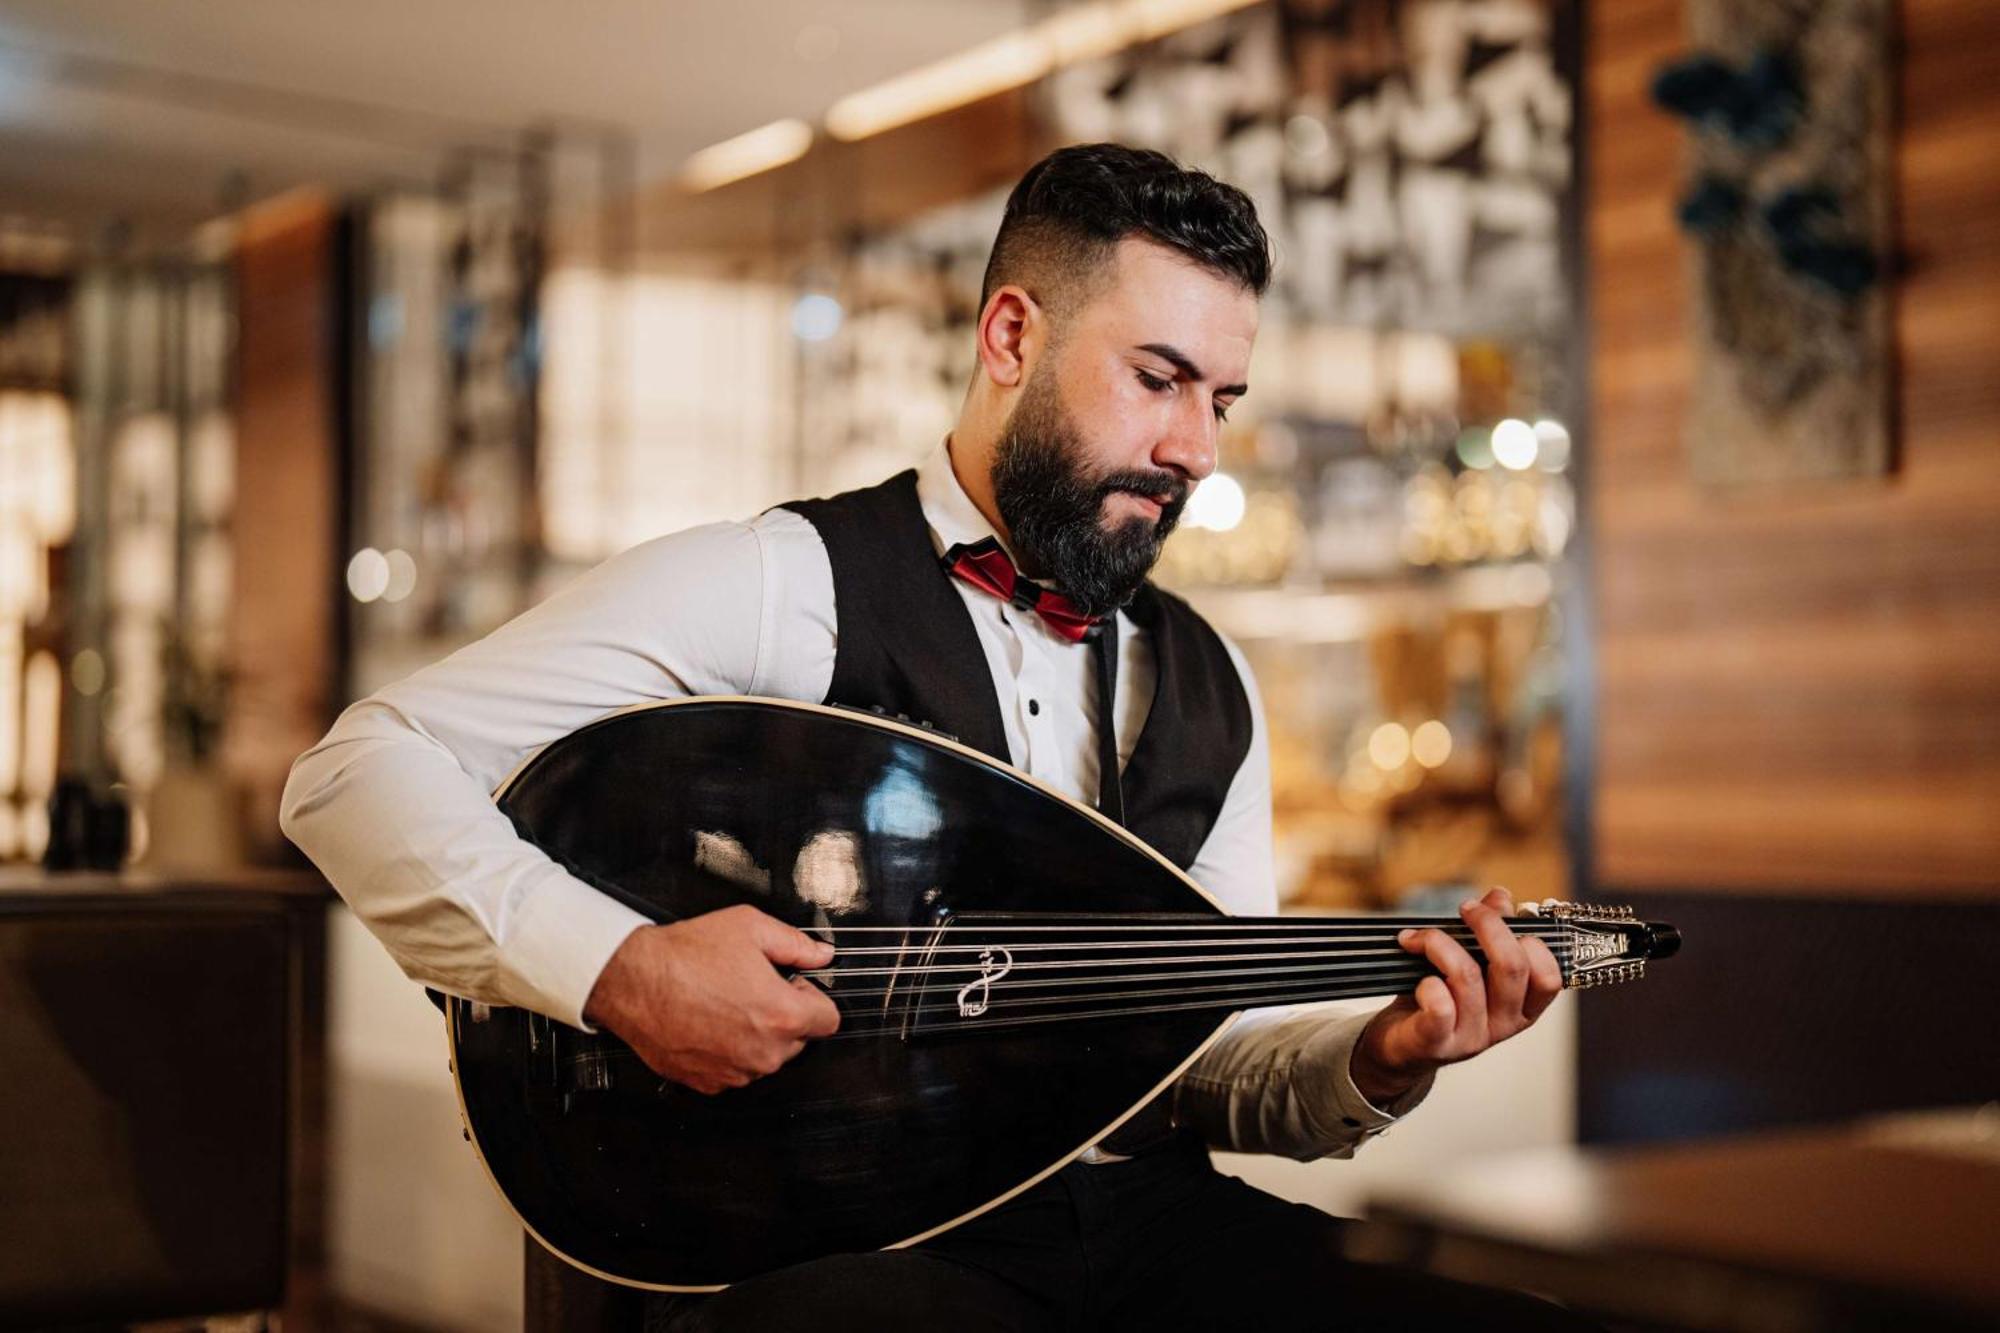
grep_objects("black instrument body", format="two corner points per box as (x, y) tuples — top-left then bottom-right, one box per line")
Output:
(447, 697), (1677, 1290)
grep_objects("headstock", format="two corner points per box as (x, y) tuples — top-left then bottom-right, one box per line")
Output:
(1519, 900), (1682, 989)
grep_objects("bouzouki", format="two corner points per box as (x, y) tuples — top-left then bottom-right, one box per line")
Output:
(445, 696), (1679, 1291)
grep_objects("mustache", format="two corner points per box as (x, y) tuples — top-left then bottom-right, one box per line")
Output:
(1095, 469), (1190, 516)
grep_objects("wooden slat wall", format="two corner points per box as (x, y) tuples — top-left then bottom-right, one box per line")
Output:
(224, 191), (342, 863)
(1588, 0), (2000, 897)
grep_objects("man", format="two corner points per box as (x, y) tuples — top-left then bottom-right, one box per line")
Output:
(283, 144), (1589, 1331)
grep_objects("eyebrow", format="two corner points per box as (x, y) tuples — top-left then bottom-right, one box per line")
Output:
(1135, 342), (1248, 398)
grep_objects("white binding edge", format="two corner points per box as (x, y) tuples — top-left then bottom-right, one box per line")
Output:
(449, 692), (1241, 1292)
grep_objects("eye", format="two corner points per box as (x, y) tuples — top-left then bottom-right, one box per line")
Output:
(1213, 401), (1233, 423)
(1135, 370), (1171, 393)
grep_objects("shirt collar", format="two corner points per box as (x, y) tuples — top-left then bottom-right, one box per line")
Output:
(915, 437), (1017, 562)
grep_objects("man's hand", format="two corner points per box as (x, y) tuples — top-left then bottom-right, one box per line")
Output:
(1349, 887), (1563, 1107)
(583, 904), (840, 1095)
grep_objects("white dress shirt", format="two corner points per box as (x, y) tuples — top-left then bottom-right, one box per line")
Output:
(281, 441), (1428, 1160)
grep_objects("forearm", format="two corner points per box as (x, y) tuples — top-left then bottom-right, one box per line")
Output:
(1173, 1001), (1435, 1160)
(280, 520), (802, 1028)
(281, 698), (648, 1027)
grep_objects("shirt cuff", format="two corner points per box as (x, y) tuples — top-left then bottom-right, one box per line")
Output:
(497, 872), (653, 1032)
(1296, 1012), (1435, 1139)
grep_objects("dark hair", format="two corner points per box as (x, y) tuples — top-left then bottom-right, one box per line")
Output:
(978, 143), (1271, 320)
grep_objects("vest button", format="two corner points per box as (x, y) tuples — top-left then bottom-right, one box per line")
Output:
(1027, 699), (1040, 716)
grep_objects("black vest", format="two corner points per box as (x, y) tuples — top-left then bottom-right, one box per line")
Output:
(783, 469), (1251, 872)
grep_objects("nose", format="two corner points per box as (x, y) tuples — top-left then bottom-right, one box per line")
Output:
(1151, 396), (1218, 484)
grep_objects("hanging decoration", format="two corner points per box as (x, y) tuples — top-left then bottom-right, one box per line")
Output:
(1652, 0), (1895, 486)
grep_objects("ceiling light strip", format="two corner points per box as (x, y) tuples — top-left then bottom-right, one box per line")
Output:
(678, 0), (1264, 191)
(679, 118), (815, 194)
(826, 0), (1265, 142)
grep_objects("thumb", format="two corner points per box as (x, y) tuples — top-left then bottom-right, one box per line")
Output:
(757, 917), (835, 971)
(1408, 975), (1456, 1050)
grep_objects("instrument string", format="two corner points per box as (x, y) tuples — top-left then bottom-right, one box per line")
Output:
(576, 970), (1446, 1067)
(824, 965), (1437, 1014)
(811, 918), (1572, 930)
(811, 950), (1568, 986)
(823, 978), (1447, 1040)
(806, 924), (1569, 959)
(813, 955), (1508, 1000)
(808, 940), (1570, 981)
(558, 918), (1591, 1083)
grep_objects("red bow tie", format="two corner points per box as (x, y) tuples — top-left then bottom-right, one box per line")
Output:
(941, 538), (1102, 643)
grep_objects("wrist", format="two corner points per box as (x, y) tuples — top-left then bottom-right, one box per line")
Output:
(1350, 1009), (1431, 1107)
(584, 923), (657, 1031)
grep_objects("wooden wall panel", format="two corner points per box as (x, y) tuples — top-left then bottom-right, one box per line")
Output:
(224, 191), (342, 863)
(1588, 0), (2000, 896)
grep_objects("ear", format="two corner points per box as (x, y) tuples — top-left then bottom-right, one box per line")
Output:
(974, 284), (1043, 389)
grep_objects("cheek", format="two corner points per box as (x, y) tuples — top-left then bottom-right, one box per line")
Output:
(1094, 404), (1161, 468)
(1102, 373), (1174, 440)
(1060, 359), (1169, 469)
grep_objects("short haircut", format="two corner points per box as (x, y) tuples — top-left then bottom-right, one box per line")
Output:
(978, 143), (1272, 326)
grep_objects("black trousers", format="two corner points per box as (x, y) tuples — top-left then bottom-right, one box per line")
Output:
(641, 1136), (1600, 1333)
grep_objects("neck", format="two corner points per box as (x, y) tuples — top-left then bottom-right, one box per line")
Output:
(943, 432), (1031, 572)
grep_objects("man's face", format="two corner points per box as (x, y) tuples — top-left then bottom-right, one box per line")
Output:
(992, 237), (1258, 615)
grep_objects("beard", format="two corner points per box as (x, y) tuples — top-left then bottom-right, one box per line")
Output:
(990, 365), (1190, 617)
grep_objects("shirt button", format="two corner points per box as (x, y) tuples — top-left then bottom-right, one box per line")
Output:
(1027, 699), (1040, 716)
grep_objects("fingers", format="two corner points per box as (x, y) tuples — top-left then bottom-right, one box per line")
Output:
(1392, 931), (1460, 1055)
(1381, 888), (1559, 1073)
(751, 910), (837, 972)
(1462, 892), (1528, 1036)
(628, 909), (844, 1095)
(791, 975), (842, 1037)
(1402, 924), (1485, 1049)
(1410, 975), (1456, 1048)
(1482, 885), (1563, 1026)
(1522, 936), (1564, 1022)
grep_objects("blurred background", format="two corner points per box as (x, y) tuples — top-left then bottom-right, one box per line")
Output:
(0, 1), (1993, 1330)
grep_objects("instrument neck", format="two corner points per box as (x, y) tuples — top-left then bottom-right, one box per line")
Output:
(871, 912), (1574, 1038)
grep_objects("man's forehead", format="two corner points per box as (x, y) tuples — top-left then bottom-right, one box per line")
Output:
(1077, 237), (1259, 372)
